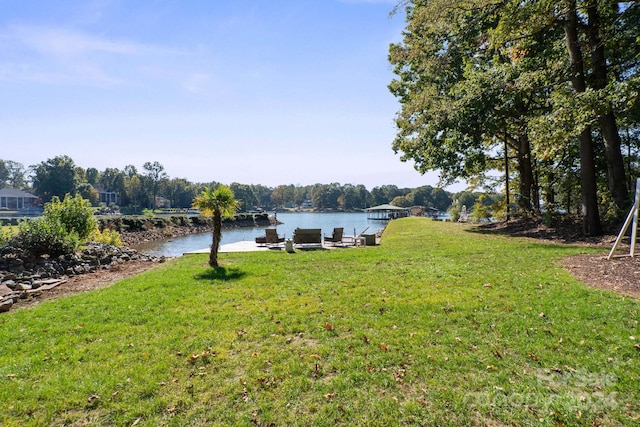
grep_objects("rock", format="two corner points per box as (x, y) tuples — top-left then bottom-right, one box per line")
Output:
(0, 284), (14, 297)
(1, 241), (164, 312)
(14, 283), (32, 291)
(0, 299), (13, 312)
(32, 279), (61, 289)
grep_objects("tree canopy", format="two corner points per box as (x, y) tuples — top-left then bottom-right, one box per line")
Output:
(389, 0), (640, 234)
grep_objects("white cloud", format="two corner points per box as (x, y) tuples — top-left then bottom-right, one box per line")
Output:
(4, 24), (145, 58)
(0, 24), (180, 86)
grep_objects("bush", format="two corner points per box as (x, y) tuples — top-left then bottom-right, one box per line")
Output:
(10, 218), (78, 257)
(0, 226), (14, 247)
(8, 194), (98, 258)
(88, 228), (123, 246)
(45, 194), (98, 241)
(447, 204), (460, 222)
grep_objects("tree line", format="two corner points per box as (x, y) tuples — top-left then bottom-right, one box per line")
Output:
(389, 0), (639, 235)
(0, 155), (472, 213)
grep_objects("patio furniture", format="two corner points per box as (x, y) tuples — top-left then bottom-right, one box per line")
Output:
(293, 228), (322, 247)
(323, 227), (344, 246)
(265, 228), (285, 247)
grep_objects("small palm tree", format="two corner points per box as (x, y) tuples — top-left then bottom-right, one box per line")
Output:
(192, 185), (240, 268)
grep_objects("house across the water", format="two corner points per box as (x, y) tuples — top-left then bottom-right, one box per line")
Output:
(0, 188), (40, 210)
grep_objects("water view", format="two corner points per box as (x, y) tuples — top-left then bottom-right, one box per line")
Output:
(133, 212), (387, 257)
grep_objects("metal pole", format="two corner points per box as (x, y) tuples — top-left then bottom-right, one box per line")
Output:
(631, 178), (640, 257)
(608, 178), (640, 259)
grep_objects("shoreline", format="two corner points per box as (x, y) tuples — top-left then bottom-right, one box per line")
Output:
(100, 214), (277, 247)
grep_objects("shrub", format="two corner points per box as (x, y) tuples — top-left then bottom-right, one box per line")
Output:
(447, 204), (460, 222)
(10, 218), (78, 257)
(0, 226), (14, 247)
(45, 194), (98, 241)
(470, 196), (491, 223)
(8, 194), (98, 258)
(88, 228), (123, 246)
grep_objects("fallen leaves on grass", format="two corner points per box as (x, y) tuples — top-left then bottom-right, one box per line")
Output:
(187, 348), (216, 364)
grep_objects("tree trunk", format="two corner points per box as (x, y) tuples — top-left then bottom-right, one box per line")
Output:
(209, 210), (222, 268)
(517, 134), (535, 212)
(587, 3), (629, 211)
(577, 127), (602, 235)
(564, 0), (602, 235)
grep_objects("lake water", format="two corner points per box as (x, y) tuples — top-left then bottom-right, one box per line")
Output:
(133, 212), (387, 257)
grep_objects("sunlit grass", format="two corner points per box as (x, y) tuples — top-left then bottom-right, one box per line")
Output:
(0, 218), (638, 426)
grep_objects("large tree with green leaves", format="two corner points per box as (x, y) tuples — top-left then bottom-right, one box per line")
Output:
(4, 160), (26, 189)
(0, 160), (8, 188)
(192, 185), (239, 268)
(388, 1), (542, 212)
(31, 155), (78, 203)
(143, 161), (168, 209)
(389, 0), (639, 235)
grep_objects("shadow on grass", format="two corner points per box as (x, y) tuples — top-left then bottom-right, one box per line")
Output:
(195, 266), (246, 282)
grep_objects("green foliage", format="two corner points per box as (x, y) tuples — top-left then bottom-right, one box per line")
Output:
(193, 185), (239, 219)
(0, 159), (26, 189)
(88, 228), (123, 246)
(470, 194), (493, 222)
(7, 194), (97, 257)
(44, 194), (98, 241)
(30, 155), (78, 202)
(447, 203), (460, 222)
(389, 0), (640, 230)
(142, 208), (155, 217)
(490, 198), (508, 221)
(470, 202), (491, 223)
(0, 225), (13, 247)
(390, 195), (411, 207)
(10, 218), (78, 257)
(193, 185), (240, 267)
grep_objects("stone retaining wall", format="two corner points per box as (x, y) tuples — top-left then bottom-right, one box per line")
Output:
(0, 243), (164, 313)
(0, 214), (275, 313)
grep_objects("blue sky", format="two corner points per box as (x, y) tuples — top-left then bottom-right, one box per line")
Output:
(0, 0), (464, 191)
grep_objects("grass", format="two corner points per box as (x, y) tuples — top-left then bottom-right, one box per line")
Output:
(0, 218), (638, 426)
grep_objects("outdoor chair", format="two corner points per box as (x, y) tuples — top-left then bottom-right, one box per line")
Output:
(323, 227), (344, 246)
(265, 228), (285, 247)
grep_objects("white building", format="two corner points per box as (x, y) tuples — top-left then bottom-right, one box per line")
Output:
(0, 188), (40, 210)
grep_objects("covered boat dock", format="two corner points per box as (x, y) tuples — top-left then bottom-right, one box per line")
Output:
(365, 204), (409, 220)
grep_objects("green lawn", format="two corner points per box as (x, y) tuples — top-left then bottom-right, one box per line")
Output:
(1, 218), (638, 426)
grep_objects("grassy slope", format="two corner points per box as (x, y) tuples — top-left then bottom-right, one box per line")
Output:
(0, 218), (638, 426)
